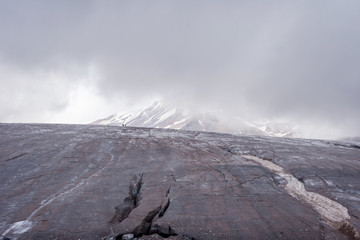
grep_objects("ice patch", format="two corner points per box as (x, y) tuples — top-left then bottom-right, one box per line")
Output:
(1, 220), (32, 237)
(12, 221), (32, 234)
(242, 155), (350, 228)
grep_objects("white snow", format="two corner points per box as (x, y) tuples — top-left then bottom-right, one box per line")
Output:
(93, 101), (300, 138)
(11, 221), (32, 234)
(1, 220), (32, 237)
(242, 155), (350, 228)
(164, 117), (189, 129)
(152, 108), (177, 126)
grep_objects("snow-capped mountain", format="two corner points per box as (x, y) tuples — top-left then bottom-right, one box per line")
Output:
(91, 101), (300, 137)
(91, 101), (191, 129)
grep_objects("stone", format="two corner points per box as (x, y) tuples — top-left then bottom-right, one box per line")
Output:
(0, 123), (359, 239)
(122, 233), (134, 240)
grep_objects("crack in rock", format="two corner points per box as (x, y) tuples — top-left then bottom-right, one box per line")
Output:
(242, 155), (360, 240)
(5, 152), (27, 162)
(130, 205), (163, 237)
(110, 173), (144, 223)
(158, 198), (170, 218)
(131, 192), (175, 238)
(115, 187), (178, 239)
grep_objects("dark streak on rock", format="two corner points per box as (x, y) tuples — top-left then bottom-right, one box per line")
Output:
(238, 175), (267, 185)
(207, 164), (226, 180)
(170, 173), (177, 182)
(316, 175), (328, 187)
(130, 173), (144, 207)
(181, 234), (196, 240)
(110, 173), (144, 223)
(333, 143), (360, 150)
(350, 144), (360, 149)
(5, 152), (27, 162)
(159, 198), (170, 218)
(165, 186), (171, 197)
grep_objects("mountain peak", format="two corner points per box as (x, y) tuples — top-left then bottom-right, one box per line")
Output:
(91, 101), (299, 137)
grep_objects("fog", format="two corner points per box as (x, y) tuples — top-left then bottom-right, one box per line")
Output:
(1, 1), (359, 139)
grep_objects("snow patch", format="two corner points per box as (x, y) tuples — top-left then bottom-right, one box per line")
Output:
(242, 155), (350, 228)
(11, 221), (32, 234)
(1, 220), (32, 237)
(152, 108), (177, 125)
(164, 117), (189, 129)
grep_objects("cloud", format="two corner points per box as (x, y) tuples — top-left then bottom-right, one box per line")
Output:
(0, 1), (359, 139)
(0, 61), (96, 123)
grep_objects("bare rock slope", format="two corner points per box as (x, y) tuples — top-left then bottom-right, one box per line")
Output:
(0, 123), (360, 239)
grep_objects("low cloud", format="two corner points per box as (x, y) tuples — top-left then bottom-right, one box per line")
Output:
(1, 1), (359, 139)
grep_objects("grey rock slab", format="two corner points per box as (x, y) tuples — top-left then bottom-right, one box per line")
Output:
(1, 123), (359, 239)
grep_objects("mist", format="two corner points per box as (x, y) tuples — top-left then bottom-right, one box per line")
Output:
(1, 1), (359, 139)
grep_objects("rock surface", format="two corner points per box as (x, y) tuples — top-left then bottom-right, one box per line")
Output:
(0, 123), (359, 239)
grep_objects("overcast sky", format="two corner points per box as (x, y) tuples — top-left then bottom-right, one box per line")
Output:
(1, 1), (359, 139)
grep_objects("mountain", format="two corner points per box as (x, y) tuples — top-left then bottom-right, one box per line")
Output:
(91, 101), (300, 138)
(92, 101), (190, 130)
(1, 123), (359, 239)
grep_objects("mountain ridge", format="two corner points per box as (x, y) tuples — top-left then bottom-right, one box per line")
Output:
(91, 101), (300, 138)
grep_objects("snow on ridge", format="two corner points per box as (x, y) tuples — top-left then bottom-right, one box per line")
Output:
(164, 117), (190, 129)
(92, 101), (298, 138)
(152, 108), (177, 126)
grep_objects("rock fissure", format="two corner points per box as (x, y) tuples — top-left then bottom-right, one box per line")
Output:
(5, 152), (27, 162)
(130, 206), (164, 237)
(115, 186), (178, 239)
(207, 164), (226, 180)
(159, 198), (170, 218)
(110, 173), (144, 224)
(238, 175), (267, 185)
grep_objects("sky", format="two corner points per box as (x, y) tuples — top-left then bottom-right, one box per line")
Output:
(0, 1), (359, 139)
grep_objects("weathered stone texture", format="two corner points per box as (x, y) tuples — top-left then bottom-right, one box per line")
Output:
(1, 124), (359, 239)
